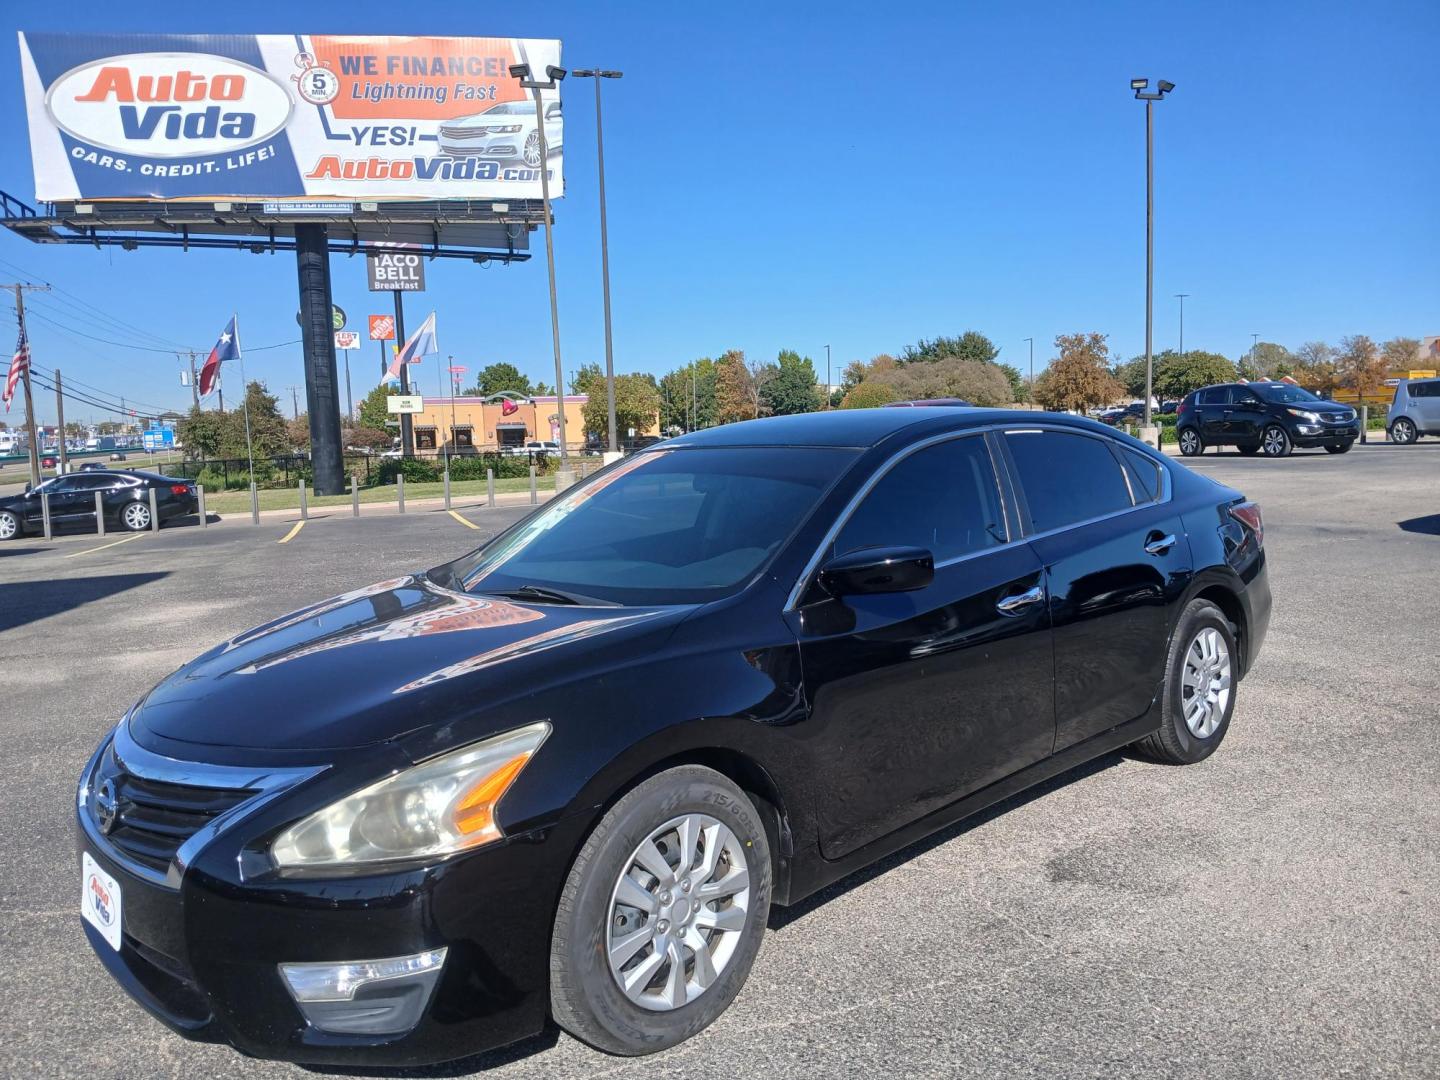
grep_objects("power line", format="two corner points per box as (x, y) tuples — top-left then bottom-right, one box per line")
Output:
(0, 255), (195, 350)
(28, 359), (180, 416)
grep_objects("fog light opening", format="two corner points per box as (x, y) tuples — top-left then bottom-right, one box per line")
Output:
(279, 948), (447, 1036)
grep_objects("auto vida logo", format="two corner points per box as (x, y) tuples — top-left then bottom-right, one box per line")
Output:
(44, 52), (293, 158)
(87, 872), (116, 927)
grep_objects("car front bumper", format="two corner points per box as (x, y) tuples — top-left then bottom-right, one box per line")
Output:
(76, 742), (585, 1067)
(1291, 423), (1358, 446)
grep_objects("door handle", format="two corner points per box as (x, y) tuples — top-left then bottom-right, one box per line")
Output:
(1144, 533), (1177, 556)
(996, 585), (1045, 615)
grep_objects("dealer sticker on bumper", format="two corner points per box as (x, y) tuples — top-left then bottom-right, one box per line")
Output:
(81, 852), (122, 952)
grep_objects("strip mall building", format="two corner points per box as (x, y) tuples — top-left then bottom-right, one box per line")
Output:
(403, 395), (659, 453)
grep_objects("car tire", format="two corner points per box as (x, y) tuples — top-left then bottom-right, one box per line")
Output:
(1178, 428), (1204, 457)
(1133, 599), (1238, 766)
(0, 509), (20, 541)
(1238, 444), (1260, 456)
(550, 765), (772, 1056)
(1389, 418), (1417, 445)
(523, 130), (543, 168)
(1261, 424), (1292, 457)
(121, 501), (151, 532)
(1325, 441), (1354, 454)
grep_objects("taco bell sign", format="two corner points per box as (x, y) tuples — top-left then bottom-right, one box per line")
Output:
(367, 251), (426, 292)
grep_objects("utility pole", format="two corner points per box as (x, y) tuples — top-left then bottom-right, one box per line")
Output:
(287, 385), (301, 419)
(825, 344), (832, 409)
(186, 350), (200, 410)
(1174, 294), (1189, 356)
(54, 368), (68, 474)
(6, 282), (51, 487)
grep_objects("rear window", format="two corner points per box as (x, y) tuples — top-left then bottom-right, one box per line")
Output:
(1004, 431), (1133, 533)
(1410, 381), (1438, 398)
(1119, 447), (1162, 503)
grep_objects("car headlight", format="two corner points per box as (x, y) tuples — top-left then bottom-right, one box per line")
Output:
(492, 124), (522, 134)
(270, 722), (550, 869)
(1286, 408), (1321, 422)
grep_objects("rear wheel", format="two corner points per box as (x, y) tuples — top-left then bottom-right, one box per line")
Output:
(121, 501), (152, 532)
(0, 509), (20, 540)
(1133, 599), (1238, 765)
(1261, 424), (1292, 457)
(1390, 418), (1417, 445)
(1325, 441), (1354, 454)
(1178, 427), (1204, 456)
(550, 766), (772, 1056)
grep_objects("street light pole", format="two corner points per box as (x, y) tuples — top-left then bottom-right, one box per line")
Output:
(1251, 332), (1259, 377)
(1131, 78), (1175, 427)
(1175, 293), (1189, 356)
(510, 62), (572, 482)
(572, 68), (623, 454)
(1024, 337), (1034, 409)
(825, 344), (831, 409)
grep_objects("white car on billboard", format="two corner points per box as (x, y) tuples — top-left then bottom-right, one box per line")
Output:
(437, 99), (562, 167)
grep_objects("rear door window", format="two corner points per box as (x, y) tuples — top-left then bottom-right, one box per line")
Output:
(1118, 447), (1162, 503)
(1004, 430), (1134, 533)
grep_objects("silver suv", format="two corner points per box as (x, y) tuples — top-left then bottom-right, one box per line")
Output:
(1387, 377), (1440, 444)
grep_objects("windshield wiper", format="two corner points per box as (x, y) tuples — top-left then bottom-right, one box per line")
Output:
(485, 584), (617, 607)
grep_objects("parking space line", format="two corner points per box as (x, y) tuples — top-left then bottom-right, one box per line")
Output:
(277, 521), (306, 544)
(63, 533), (144, 559)
(447, 509), (481, 530)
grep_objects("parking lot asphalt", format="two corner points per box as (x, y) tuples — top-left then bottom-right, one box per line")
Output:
(1, 442), (1437, 1080)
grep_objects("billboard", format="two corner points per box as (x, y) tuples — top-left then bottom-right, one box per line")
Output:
(18, 33), (563, 202)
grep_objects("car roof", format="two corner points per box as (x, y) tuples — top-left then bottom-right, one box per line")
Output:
(662, 408), (1114, 450)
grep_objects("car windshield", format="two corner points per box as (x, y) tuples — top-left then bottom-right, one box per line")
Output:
(444, 446), (857, 605)
(483, 101), (532, 116)
(1254, 383), (1321, 404)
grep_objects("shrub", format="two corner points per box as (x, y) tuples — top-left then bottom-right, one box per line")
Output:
(375, 457), (440, 485)
(194, 467), (225, 492)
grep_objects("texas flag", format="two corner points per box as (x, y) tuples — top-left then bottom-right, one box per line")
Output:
(198, 316), (240, 398)
(386, 312), (437, 381)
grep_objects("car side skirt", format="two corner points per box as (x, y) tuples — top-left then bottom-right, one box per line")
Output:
(778, 708), (1160, 905)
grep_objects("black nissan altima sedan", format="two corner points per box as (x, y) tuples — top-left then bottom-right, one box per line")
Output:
(77, 408), (1270, 1066)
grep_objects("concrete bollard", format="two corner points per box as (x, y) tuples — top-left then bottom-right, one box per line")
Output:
(149, 487), (160, 532)
(41, 492), (52, 540)
(444, 466), (451, 510)
(351, 475), (359, 517)
(250, 482), (259, 525)
(397, 473), (405, 514)
(197, 484), (207, 529)
(1360, 405), (1368, 444)
(298, 479), (308, 520)
(529, 465), (537, 505)
(95, 491), (106, 537)
(487, 468), (495, 507)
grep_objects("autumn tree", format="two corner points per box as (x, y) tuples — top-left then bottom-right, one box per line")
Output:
(287, 413), (311, 450)
(1033, 333), (1124, 412)
(840, 380), (899, 409)
(1293, 341), (1338, 393)
(714, 350), (758, 425)
(1335, 334), (1387, 401)
(1249, 342), (1292, 379)
(874, 356), (1012, 405)
(1381, 337), (1421, 375)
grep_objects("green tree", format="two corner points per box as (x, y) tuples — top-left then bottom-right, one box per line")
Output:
(997, 362), (1028, 404)
(713, 350), (756, 425)
(1293, 341), (1337, 393)
(1153, 351), (1236, 400)
(581, 373), (659, 440)
(287, 413), (310, 450)
(839, 380), (898, 409)
(1113, 354), (1158, 398)
(232, 380), (288, 459)
(176, 406), (225, 459)
(1034, 333), (1124, 412)
(464, 362), (531, 397)
(357, 383), (393, 432)
(1249, 342), (1292, 379)
(901, 331), (1000, 366)
(763, 350), (821, 415)
(533, 381), (555, 396)
(570, 362), (603, 397)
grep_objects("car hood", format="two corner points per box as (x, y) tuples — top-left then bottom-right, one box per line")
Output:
(130, 574), (688, 752)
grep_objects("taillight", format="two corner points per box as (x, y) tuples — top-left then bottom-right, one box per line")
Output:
(1177, 400), (1192, 415)
(170, 484), (190, 495)
(1230, 501), (1263, 547)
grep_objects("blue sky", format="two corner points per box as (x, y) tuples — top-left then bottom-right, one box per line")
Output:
(2, 0), (1437, 426)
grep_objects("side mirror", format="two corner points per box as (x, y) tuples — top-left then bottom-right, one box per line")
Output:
(819, 546), (934, 597)
(22, 482), (31, 493)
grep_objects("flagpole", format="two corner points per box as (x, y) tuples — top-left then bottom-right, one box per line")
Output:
(235, 314), (255, 487)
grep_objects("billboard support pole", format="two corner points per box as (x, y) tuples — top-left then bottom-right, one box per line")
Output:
(296, 224), (345, 495)
(344, 352), (353, 425)
(392, 290), (414, 459)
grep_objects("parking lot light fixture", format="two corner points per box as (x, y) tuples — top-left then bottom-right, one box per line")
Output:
(572, 68), (625, 452)
(510, 61), (571, 480)
(1132, 77), (1176, 428)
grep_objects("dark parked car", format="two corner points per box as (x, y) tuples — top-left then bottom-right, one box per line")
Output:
(1176, 381), (1359, 457)
(77, 410), (1269, 1066)
(0, 470), (196, 539)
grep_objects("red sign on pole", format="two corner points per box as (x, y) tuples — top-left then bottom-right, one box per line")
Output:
(368, 314), (396, 341)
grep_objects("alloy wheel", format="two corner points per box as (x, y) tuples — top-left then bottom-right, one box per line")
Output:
(123, 504), (150, 530)
(1180, 627), (1231, 738)
(1179, 429), (1201, 456)
(606, 813), (751, 1012)
(0, 512), (15, 540)
(1392, 419), (1416, 445)
(523, 131), (543, 168)
(1262, 426), (1289, 456)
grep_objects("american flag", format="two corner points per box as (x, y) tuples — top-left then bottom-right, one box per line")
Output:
(2, 327), (28, 413)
